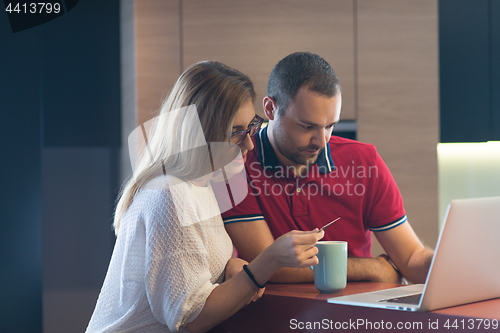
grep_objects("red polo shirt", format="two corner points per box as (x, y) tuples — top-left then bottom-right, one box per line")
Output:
(221, 126), (406, 258)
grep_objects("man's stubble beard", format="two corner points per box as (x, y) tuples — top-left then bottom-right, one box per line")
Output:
(272, 125), (324, 166)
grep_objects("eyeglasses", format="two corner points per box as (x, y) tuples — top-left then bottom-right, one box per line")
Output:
(229, 115), (264, 146)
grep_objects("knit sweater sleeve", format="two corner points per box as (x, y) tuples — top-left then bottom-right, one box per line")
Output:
(142, 184), (222, 332)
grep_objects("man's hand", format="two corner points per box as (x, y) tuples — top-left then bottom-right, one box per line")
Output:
(225, 258), (264, 303)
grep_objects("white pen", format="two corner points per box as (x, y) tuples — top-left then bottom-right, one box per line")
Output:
(318, 217), (341, 233)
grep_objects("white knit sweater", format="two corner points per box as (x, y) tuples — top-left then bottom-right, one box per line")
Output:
(86, 175), (233, 332)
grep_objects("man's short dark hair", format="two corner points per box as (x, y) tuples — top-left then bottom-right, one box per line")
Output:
(267, 52), (341, 115)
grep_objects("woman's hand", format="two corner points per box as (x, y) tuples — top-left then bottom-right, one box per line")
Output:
(266, 229), (325, 269)
(225, 258), (264, 303)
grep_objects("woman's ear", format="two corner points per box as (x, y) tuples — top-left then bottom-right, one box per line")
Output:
(263, 96), (278, 121)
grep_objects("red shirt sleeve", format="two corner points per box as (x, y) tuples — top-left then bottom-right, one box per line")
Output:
(366, 148), (407, 232)
(219, 168), (265, 224)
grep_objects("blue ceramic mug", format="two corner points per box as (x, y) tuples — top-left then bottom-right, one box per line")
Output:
(310, 241), (347, 293)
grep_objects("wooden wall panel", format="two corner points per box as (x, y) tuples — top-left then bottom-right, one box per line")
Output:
(357, 0), (439, 254)
(133, 0), (441, 258)
(135, 0), (181, 125)
(183, 0), (356, 120)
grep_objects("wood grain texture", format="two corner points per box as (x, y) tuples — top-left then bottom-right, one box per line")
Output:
(182, 0), (356, 120)
(132, 0), (439, 257)
(135, 0), (181, 125)
(356, 0), (439, 254)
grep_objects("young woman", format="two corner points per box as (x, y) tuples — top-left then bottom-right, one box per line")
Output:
(86, 61), (324, 333)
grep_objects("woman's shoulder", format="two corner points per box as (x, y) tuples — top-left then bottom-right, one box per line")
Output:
(118, 176), (181, 238)
(122, 174), (220, 231)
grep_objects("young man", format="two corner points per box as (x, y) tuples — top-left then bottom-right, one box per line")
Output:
(222, 52), (433, 284)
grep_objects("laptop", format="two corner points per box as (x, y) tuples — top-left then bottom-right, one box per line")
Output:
(327, 196), (500, 311)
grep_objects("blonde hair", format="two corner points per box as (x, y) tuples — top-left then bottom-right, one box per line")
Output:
(114, 61), (255, 234)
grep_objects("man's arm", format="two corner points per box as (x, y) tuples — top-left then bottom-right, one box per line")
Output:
(375, 220), (434, 284)
(225, 219), (424, 284)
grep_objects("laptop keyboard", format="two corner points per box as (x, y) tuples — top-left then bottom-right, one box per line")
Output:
(380, 293), (422, 305)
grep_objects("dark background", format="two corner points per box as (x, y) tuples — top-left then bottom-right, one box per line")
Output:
(0, 0), (499, 332)
(0, 0), (120, 332)
(439, 0), (500, 142)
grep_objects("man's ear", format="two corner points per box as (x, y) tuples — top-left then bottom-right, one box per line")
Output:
(263, 96), (278, 121)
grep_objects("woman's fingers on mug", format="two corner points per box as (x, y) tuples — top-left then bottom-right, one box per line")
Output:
(298, 253), (320, 268)
(302, 245), (319, 261)
(288, 245), (319, 267)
